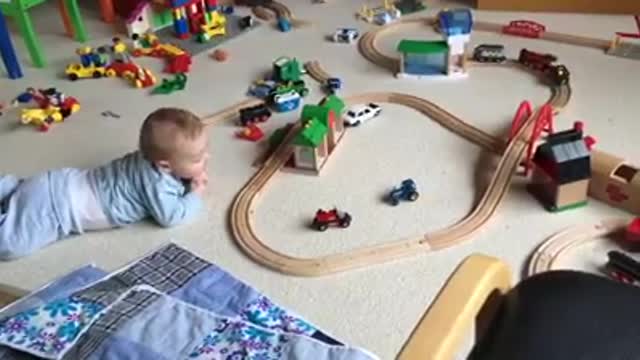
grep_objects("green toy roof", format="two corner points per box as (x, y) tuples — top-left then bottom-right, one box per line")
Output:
(301, 105), (329, 124)
(320, 95), (345, 115)
(293, 118), (327, 147)
(397, 40), (448, 54)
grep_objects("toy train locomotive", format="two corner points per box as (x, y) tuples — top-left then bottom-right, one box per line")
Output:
(518, 48), (570, 86)
(473, 44), (507, 63)
(238, 104), (272, 126)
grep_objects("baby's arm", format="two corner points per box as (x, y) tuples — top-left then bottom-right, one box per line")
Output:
(145, 179), (203, 228)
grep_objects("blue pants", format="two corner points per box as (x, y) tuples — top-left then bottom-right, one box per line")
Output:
(0, 172), (74, 260)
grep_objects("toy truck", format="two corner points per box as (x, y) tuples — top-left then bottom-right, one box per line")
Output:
(387, 179), (419, 205)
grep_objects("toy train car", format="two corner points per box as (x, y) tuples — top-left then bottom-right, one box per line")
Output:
(518, 48), (557, 70)
(589, 150), (640, 215)
(473, 44), (507, 63)
(518, 48), (569, 86)
(605, 250), (640, 285)
(238, 104), (272, 126)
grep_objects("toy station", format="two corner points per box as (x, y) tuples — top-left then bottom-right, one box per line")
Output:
(2, 0), (640, 358)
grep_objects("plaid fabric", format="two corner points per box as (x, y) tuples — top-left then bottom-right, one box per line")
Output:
(0, 244), (376, 360)
(75, 244), (210, 306)
(63, 289), (161, 360)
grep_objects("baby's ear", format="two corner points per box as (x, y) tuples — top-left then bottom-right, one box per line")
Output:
(155, 160), (172, 173)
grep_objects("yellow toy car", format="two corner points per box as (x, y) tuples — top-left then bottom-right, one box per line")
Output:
(20, 107), (64, 132)
(65, 63), (108, 81)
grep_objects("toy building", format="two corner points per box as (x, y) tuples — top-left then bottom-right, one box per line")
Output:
(269, 95), (346, 175)
(395, 8), (472, 78)
(118, 0), (223, 39)
(396, 40), (449, 77)
(117, 0), (174, 37)
(528, 126), (593, 212)
(438, 8), (472, 76)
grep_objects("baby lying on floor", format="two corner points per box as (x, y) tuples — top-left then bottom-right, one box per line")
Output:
(0, 108), (209, 260)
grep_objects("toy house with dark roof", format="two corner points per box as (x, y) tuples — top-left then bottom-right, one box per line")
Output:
(529, 128), (592, 212)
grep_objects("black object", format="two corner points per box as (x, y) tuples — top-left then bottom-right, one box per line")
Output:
(470, 270), (640, 360)
(605, 250), (640, 282)
(238, 15), (254, 29)
(238, 104), (271, 126)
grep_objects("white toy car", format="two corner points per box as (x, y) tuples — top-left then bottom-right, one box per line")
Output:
(343, 103), (381, 126)
(332, 28), (359, 43)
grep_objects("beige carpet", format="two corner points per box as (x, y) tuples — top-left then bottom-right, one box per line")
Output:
(0, 1), (638, 358)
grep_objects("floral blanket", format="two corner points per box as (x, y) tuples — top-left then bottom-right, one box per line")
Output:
(0, 244), (377, 360)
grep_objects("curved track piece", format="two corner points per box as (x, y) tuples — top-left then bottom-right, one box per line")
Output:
(527, 218), (629, 276)
(304, 60), (332, 83)
(252, 6), (275, 21)
(254, 1), (311, 28)
(230, 84), (570, 277)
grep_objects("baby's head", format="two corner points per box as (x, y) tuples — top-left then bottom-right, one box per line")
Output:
(139, 108), (209, 179)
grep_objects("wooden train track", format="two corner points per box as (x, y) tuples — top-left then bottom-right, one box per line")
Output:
(252, 6), (275, 22)
(229, 83), (570, 276)
(358, 17), (612, 74)
(223, 13), (605, 277)
(251, 1), (311, 28)
(527, 218), (629, 276)
(304, 60), (333, 83)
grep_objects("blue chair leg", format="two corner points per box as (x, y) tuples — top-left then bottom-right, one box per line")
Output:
(0, 12), (23, 79)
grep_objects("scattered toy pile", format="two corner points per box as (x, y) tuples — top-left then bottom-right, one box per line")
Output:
(64, 38), (157, 89)
(10, 88), (80, 132)
(247, 56), (308, 113)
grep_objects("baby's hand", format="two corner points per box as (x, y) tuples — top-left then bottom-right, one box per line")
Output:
(191, 171), (208, 196)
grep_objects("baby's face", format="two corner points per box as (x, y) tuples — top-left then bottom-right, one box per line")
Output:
(171, 131), (210, 180)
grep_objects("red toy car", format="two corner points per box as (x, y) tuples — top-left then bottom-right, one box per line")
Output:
(236, 123), (264, 141)
(105, 61), (139, 77)
(312, 208), (352, 231)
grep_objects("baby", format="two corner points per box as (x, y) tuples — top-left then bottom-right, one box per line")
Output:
(0, 108), (209, 260)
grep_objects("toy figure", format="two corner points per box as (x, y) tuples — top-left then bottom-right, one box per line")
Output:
(111, 37), (131, 63)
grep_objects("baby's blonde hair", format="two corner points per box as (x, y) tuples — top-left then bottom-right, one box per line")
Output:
(139, 108), (204, 162)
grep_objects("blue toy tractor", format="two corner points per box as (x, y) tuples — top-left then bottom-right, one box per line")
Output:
(387, 179), (419, 206)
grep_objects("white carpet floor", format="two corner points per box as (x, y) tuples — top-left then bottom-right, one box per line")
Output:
(1, 1), (639, 358)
